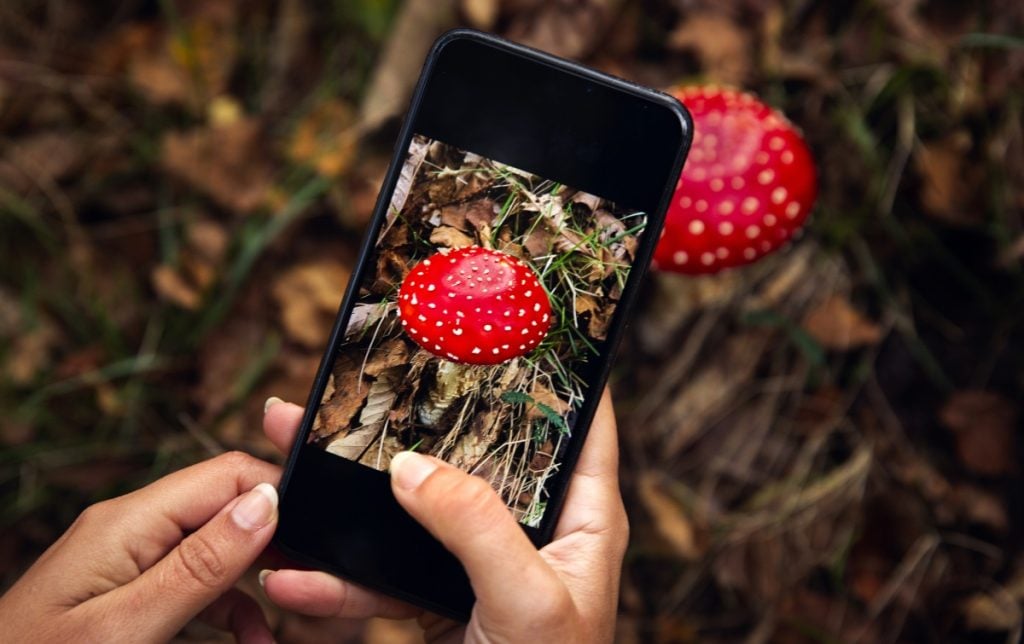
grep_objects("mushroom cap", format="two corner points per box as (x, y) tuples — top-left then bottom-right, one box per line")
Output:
(397, 246), (552, 365)
(653, 85), (818, 274)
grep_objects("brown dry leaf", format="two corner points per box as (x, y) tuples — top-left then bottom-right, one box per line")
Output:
(527, 383), (571, 421)
(574, 293), (600, 315)
(461, 0), (499, 29)
(440, 198), (497, 232)
(913, 133), (979, 225)
(588, 303), (614, 340)
(151, 264), (201, 310)
(316, 355), (370, 440)
(5, 318), (60, 385)
(359, 0), (459, 131)
(524, 226), (554, 257)
(186, 219), (229, 264)
(363, 338), (410, 377)
(504, 0), (619, 60)
(429, 225), (475, 249)
(287, 99), (359, 179)
(449, 410), (501, 470)
(961, 592), (1022, 632)
(0, 131), (85, 193)
(801, 295), (883, 350)
(122, 2), (238, 108)
(272, 260), (351, 348)
(196, 310), (267, 420)
(949, 484), (1009, 533)
(939, 390), (1017, 476)
(161, 118), (274, 215)
(637, 473), (705, 560)
(668, 12), (750, 84)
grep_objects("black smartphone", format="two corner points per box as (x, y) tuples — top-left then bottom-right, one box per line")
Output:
(274, 29), (691, 621)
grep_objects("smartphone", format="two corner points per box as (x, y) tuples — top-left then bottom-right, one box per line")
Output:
(275, 29), (691, 621)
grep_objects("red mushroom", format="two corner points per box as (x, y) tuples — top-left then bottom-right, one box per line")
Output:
(653, 85), (817, 274)
(397, 246), (552, 365)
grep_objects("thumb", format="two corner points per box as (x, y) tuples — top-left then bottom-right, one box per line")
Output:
(389, 452), (573, 627)
(101, 483), (278, 642)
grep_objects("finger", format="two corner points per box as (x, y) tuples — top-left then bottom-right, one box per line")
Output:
(263, 397), (305, 455)
(388, 453), (575, 629)
(553, 387), (627, 539)
(197, 588), (274, 644)
(98, 483), (279, 643)
(120, 451), (280, 536)
(260, 569), (419, 620)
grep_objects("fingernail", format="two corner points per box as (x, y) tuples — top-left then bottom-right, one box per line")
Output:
(232, 483), (278, 530)
(264, 396), (285, 413)
(390, 451), (438, 491)
(258, 569), (273, 588)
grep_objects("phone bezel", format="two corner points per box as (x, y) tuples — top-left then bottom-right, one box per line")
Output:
(274, 28), (693, 622)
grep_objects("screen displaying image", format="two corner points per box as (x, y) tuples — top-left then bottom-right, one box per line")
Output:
(309, 134), (646, 526)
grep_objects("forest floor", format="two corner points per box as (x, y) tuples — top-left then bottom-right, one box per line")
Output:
(1, 1), (1023, 642)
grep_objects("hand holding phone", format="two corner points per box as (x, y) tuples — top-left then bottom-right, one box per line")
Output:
(261, 391), (626, 640)
(273, 29), (690, 621)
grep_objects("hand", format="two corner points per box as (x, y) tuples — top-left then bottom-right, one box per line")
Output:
(0, 451), (281, 643)
(261, 387), (628, 643)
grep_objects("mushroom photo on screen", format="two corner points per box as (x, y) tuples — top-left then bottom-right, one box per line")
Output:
(307, 134), (648, 525)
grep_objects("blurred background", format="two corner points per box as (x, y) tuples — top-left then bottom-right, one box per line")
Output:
(1, 0), (1022, 642)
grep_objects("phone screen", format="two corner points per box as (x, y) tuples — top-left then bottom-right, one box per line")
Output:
(307, 133), (646, 526)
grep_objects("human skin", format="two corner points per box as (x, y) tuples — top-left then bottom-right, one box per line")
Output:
(0, 388), (627, 643)
(262, 387), (629, 643)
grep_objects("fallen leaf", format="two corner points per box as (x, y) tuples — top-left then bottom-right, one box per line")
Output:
(801, 295), (883, 350)
(668, 11), (750, 84)
(272, 260), (351, 348)
(527, 383), (571, 421)
(461, 0), (499, 29)
(287, 99), (358, 179)
(939, 390), (1017, 476)
(358, 0), (459, 131)
(0, 131), (85, 193)
(949, 484), (1009, 533)
(315, 355), (370, 440)
(914, 132), (980, 225)
(121, 2), (238, 108)
(429, 225), (475, 249)
(637, 473), (705, 560)
(161, 118), (274, 214)
(151, 264), (201, 310)
(504, 0), (618, 60)
(5, 318), (60, 385)
(962, 592), (1022, 632)
(363, 338), (410, 377)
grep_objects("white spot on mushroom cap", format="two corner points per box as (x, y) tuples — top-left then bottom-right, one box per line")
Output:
(689, 220), (705, 235)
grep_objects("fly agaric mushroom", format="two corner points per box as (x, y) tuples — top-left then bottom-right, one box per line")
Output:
(397, 246), (552, 365)
(653, 85), (817, 274)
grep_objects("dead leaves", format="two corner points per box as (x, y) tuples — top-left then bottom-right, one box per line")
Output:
(637, 473), (706, 560)
(913, 132), (982, 225)
(151, 219), (229, 310)
(314, 355), (369, 441)
(429, 225), (475, 249)
(801, 295), (884, 350)
(668, 12), (750, 84)
(940, 390), (1018, 476)
(161, 118), (274, 215)
(272, 259), (350, 348)
(287, 99), (359, 179)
